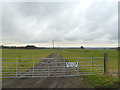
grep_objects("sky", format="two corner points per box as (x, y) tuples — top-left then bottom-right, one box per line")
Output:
(1, 0), (118, 47)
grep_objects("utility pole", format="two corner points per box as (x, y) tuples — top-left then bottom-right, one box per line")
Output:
(57, 45), (58, 53)
(52, 40), (54, 50)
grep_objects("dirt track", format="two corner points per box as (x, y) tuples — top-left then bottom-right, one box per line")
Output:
(2, 51), (92, 88)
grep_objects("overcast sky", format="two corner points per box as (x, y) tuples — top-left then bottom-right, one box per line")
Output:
(1, 1), (118, 47)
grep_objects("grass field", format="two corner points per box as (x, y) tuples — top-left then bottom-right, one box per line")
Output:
(1, 49), (55, 77)
(60, 49), (119, 88)
(2, 49), (54, 58)
(2, 49), (55, 68)
(61, 49), (118, 71)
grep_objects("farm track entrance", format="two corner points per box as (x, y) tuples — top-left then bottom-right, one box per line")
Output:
(2, 51), (105, 88)
(1, 52), (104, 78)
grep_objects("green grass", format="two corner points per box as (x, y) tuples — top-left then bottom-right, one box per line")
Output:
(2, 49), (55, 68)
(1, 49), (55, 77)
(2, 49), (54, 58)
(60, 49), (119, 88)
(87, 75), (118, 88)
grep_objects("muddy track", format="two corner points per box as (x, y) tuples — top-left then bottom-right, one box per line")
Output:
(2, 51), (93, 88)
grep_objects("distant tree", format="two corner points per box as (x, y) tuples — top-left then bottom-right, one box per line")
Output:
(80, 46), (84, 49)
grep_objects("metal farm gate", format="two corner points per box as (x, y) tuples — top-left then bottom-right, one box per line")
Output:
(1, 57), (106, 78)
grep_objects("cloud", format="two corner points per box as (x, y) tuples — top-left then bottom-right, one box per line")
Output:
(2, 1), (118, 47)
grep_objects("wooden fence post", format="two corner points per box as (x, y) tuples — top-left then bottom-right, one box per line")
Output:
(104, 53), (108, 74)
(91, 56), (93, 74)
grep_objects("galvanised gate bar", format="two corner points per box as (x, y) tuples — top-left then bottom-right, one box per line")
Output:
(1, 57), (105, 78)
